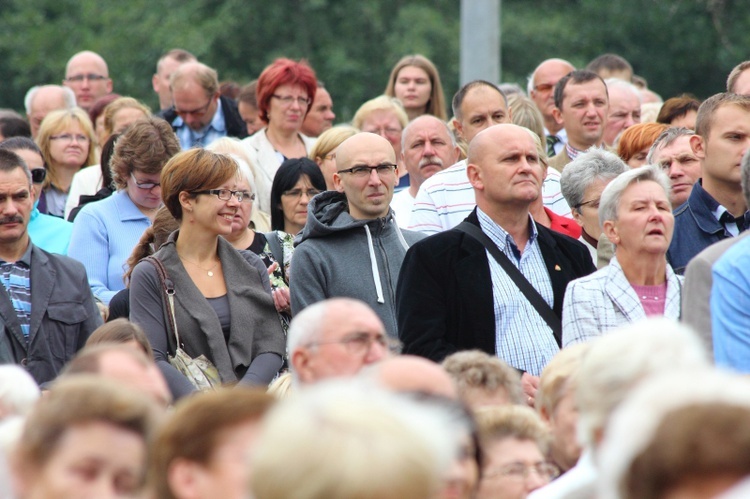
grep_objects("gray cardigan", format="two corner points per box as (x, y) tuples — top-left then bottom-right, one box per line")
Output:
(129, 232), (285, 384)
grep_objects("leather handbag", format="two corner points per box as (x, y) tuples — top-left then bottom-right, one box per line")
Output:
(144, 256), (221, 390)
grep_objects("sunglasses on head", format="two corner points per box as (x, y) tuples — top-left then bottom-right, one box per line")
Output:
(31, 169), (46, 184)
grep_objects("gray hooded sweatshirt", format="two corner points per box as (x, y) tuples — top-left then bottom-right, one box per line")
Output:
(290, 191), (425, 337)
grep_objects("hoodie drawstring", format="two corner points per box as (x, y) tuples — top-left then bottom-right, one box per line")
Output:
(364, 225), (385, 304)
(391, 219), (410, 251)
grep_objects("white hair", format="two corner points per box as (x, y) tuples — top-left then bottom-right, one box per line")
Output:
(250, 380), (462, 499)
(598, 369), (750, 499)
(604, 78), (642, 104)
(576, 318), (709, 450)
(0, 365), (40, 418)
(24, 85), (76, 115)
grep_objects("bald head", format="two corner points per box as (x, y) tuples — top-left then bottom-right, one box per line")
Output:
(25, 85), (76, 138)
(371, 355), (458, 399)
(467, 124), (544, 213)
(63, 51), (112, 111)
(529, 58), (575, 132)
(170, 61), (219, 95)
(336, 132), (396, 170)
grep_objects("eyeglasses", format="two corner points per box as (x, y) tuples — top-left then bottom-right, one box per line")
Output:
(282, 188), (321, 199)
(191, 189), (254, 203)
(49, 133), (90, 144)
(64, 73), (108, 84)
(30, 169), (47, 184)
(364, 126), (402, 139)
(484, 462), (560, 481)
(272, 94), (311, 107)
(575, 197), (600, 210)
(130, 173), (160, 191)
(174, 99), (213, 118)
(533, 83), (555, 93)
(304, 331), (402, 355)
(337, 163), (398, 178)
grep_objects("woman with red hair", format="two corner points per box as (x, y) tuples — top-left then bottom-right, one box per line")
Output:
(617, 122), (669, 168)
(242, 58), (318, 215)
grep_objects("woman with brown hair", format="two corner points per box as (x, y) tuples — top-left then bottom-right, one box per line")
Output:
(129, 149), (285, 388)
(385, 54), (447, 121)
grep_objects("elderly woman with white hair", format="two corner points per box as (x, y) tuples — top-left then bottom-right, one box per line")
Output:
(562, 165), (682, 346)
(560, 149), (628, 264)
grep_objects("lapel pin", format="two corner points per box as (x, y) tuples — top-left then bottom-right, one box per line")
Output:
(554, 264), (561, 271)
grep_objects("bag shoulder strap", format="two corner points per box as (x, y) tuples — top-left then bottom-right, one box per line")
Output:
(143, 256), (182, 349)
(455, 221), (562, 346)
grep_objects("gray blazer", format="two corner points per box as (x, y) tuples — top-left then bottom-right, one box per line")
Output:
(129, 232), (285, 383)
(0, 244), (102, 384)
(682, 232), (750, 352)
(562, 256), (683, 346)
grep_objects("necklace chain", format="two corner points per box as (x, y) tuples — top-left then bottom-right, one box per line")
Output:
(180, 256), (220, 277)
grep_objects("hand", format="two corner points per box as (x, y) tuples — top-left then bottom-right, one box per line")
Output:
(521, 372), (540, 408)
(272, 287), (291, 313)
(267, 261), (279, 275)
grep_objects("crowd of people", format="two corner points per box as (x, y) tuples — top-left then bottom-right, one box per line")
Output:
(1, 47), (750, 498)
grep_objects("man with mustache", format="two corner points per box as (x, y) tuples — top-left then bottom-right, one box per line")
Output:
(390, 115), (460, 227)
(290, 133), (425, 337)
(0, 150), (101, 385)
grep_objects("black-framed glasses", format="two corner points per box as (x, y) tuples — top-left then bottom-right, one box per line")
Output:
(337, 163), (397, 178)
(64, 73), (108, 83)
(174, 98), (213, 117)
(191, 189), (254, 203)
(282, 188), (321, 199)
(304, 331), (402, 355)
(271, 94), (311, 107)
(30, 169), (46, 184)
(130, 173), (160, 191)
(483, 462), (560, 481)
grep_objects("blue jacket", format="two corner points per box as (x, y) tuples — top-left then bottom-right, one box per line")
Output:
(667, 181), (735, 275)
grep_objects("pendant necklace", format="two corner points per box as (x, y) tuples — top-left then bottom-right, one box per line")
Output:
(180, 256), (220, 277)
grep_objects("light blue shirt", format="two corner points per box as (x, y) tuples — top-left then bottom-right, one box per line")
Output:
(28, 206), (73, 255)
(477, 208), (558, 376)
(712, 235), (750, 371)
(67, 190), (152, 304)
(173, 98), (227, 150)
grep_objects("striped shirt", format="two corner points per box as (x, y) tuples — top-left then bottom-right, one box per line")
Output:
(408, 160), (571, 235)
(477, 208), (559, 376)
(0, 243), (32, 341)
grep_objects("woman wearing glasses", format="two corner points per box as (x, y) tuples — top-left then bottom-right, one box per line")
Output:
(242, 58), (318, 216)
(35, 108), (97, 217)
(129, 148), (285, 389)
(68, 117), (180, 305)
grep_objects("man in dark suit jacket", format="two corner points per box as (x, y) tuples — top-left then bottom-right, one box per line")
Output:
(0, 150), (102, 385)
(157, 61), (247, 149)
(397, 124), (594, 383)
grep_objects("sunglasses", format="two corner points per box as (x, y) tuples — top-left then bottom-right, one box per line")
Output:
(31, 169), (47, 184)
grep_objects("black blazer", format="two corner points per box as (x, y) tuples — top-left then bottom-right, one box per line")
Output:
(157, 95), (248, 140)
(396, 209), (595, 362)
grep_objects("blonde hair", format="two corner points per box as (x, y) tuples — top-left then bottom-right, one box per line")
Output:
(536, 343), (590, 418)
(352, 95), (409, 130)
(309, 125), (359, 162)
(36, 108), (97, 190)
(474, 405), (551, 455)
(509, 95), (546, 143)
(102, 97), (151, 137)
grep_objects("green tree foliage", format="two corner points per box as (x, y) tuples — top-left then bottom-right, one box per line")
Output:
(1, 0), (748, 119)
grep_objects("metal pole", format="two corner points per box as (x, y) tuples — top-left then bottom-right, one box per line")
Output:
(460, 0), (501, 85)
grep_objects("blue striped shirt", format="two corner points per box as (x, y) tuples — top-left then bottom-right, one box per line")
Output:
(477, 208), (559, 376)
(0, 243), (32, 341)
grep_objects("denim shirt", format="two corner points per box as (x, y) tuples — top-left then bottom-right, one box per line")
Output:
(667, 181), (735, 274)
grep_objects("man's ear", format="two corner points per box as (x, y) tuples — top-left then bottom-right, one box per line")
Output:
(466, 163), (483, 190)
(291, 348), (313, 384)
(552, 107), (564, 127)
(452, 118), (464, 141)
(332, 172), (345, 193)
(690, 134), (706, 160)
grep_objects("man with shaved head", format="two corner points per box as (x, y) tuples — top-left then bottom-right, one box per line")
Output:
(24, 85), (76, 138)
(398, 124), (594, 381)
(290, 132), (425, 337)
(528, 58), (576, 156)
(62, 51), (112, 111)
(391, 115), (460, 226)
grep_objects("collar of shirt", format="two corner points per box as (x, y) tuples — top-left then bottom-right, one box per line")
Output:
(0, 241), (32, 267)
(476, 207), (538, 256)
(565, 142), (585, 160)
(174, 98), (226, 148)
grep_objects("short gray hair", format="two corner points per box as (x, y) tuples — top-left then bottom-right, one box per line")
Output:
(598, 164), (672, 228)
(286, 300), (329, 357)
(646, 127), (695, 164)
(401, 115), (456, 152)
(561, 148), (628, 212)
(605, 77), (642, 103)
(23, 85), (76, 115)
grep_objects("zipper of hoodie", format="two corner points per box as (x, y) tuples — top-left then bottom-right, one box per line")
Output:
(376, 218), (398, 327)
